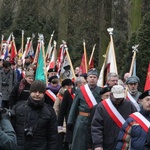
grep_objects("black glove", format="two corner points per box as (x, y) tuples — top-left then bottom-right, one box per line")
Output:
(0, 108), (13, 120)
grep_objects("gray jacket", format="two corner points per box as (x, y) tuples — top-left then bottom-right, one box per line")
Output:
(0, 69), (17, 101)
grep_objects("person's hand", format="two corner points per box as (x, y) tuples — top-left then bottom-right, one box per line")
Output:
(95, 147), (103, 150)
(0, 108), (14, 119)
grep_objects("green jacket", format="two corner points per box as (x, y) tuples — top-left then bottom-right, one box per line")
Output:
(0, 118), (17, 150)
(68, 84), (101, 150)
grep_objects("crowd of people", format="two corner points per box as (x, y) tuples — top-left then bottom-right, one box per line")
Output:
(0, 56), (150, 150)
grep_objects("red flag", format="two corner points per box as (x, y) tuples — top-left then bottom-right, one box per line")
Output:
(144, 63), (150, 91)
(10, 41), (17, 60)
(89, 58), (94, 69)
(80, 54), (87, 74)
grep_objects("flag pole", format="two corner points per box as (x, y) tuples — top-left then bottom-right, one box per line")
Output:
(129, 45), (139, 76)
(62, 40), (76, 80)
(0, 35), (4, 57)
(21, 30), (24, 53)
(83, 39), (88, 73)
(107, 27), (118, 75)
(88, 44), (96, 66)
(46, 31), (55, 60)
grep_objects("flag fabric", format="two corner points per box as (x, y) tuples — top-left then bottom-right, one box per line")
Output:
(10, 40), (17, 60)
(35, 42), (47, 83)
(144, 62), (150, 91)
(97, 34), (118, 86)
(89, 58), (94, 69)
(80, 53), (87, 74)
(57, 43), (67, 74)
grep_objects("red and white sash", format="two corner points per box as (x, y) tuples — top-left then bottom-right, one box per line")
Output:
(68, 89), (75, 100)
(130, 112), (150, 132)
(126, 91), (141, 112)
(80, 84), (97, 108)
(102, 99), (125, 128)
(45, 89), (56, 102)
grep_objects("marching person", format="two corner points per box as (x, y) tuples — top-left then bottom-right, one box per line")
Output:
(115, 90), (150, 150)
(0, 108), (17, 150)
(9, 70), (34, 108)
(67, 68), (101, 150)
(126, 75), (142, 102)
(104, 72), (119, 88)
(0, 60), (17, 108)
(11, 80), (58, 150)
(91, 85), (137, 150)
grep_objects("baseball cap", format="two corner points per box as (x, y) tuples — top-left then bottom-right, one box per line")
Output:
(111, 85), (125, 98)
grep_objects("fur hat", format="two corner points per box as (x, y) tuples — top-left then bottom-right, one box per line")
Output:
(61, 79), (73, 87)
(30, 80), (46, 93)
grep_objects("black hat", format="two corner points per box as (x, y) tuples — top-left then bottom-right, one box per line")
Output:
(80, 73), (87, 80)
(61, 79), (73, 87)
(139, 90), (150, 99)
(87, 68), (98, 77)
(48, 76), (58, 83)
(48, 67), (57, 73)
(126, 75), (140, 84)
(100, 87), (111, 95)
(30, 80), (46, 93)
(63, 65), (70, 70)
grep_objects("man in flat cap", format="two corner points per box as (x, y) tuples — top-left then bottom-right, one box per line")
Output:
(67, 68), (101, 150)
(91, 85), (136, 150)
(116, 90), (150, 150)
(126, 75), (142, 102)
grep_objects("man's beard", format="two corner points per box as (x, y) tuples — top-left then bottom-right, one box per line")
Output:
(129, 89), (138, 95)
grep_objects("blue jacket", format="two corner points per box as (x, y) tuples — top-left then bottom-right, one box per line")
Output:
(116, 108), (150, 150)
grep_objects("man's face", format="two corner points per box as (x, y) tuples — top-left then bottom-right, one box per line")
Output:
(87, 75), (98, 86)
(75, 67), (80, 75)
(127, 83), (138, 93)
(140, 96), (150, 111)
(107, 77), (118, 87)
(110, 93), (124, 105)
(30, 91), (44, 101)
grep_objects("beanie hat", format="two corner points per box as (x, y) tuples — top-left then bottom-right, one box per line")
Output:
(100, 87), (111, 95)
(87, 68), (98, 77)
(61, 79), (73, 87)
(30, 80), (46, 93)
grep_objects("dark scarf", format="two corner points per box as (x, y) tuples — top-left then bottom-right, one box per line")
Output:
(28, 96), (44, 109)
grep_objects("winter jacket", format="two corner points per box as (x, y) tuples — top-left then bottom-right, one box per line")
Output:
(115, 107), (150, 150)
(91, 99), (137, 150)
(0, 118), (17, 150)
(11, 96), (58, 150)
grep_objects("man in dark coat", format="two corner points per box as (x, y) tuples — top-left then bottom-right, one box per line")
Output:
(91, 85), (137, 150)
(11, 80), (58, 150)
(67, 68), (101, 150)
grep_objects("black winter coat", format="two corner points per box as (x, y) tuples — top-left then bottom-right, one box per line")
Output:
(58, 88), (75, 143)
(11, 96), (58, 150)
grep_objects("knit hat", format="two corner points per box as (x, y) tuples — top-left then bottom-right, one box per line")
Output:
(87, 68), (98, 77)
(30, 80), (46, 93)
(61, 79), (73, 87)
